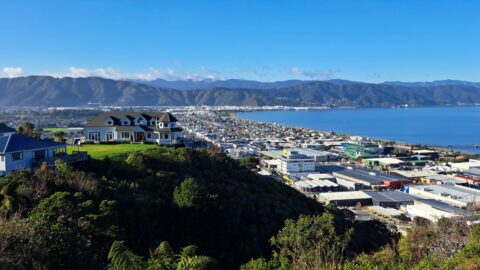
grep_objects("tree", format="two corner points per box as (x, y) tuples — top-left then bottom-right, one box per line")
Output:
(53, 131), (66, 142)
(107, 241), (214, 270)
(270, 213), (352, 270)
(240, 156), (260, 170)
(173, 178), (205, 209)
(108, 241), (146, 270)
(17, 122), (35, 137)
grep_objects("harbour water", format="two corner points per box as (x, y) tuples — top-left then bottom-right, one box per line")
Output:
(238, 106), (480, 154)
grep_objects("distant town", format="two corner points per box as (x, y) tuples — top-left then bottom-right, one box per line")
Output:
(1, 105), (480, 234)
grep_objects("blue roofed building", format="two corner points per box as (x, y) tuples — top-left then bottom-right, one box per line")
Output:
(0, 134), (87, 176)
(0, 123), (15, 137)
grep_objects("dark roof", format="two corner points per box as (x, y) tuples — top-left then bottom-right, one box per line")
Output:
(158, 112), (178, 123)
(364, 191), (414, 203)
(85, 112), (178, 127)
(0, 134), (65, 154)
(113, 126), (182, 132)
(334, 167), (400, 186)
(0, 123), (15, 133)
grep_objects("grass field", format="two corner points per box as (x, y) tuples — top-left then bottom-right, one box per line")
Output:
(67, 143), (159, 160)
(43, 127), (68, 133)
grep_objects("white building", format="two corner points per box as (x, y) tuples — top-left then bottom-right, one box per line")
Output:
(406, 184), (480, 208)
(0, 134), (86, 176)
(84, 112), (183, 145)
(278, 149), (315, 176)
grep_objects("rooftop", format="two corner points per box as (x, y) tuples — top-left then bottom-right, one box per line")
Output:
(318, 191), (371, 201)
(333, 166), (402, 186)
(364, 190), (414, 203)
(0, 123), (15, 133)
(0, 134), (65, 154)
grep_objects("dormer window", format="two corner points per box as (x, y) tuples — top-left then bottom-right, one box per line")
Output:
(123, 120), (129, 126)
(107, 121), (113, 125)
(158, 122), (164, 128)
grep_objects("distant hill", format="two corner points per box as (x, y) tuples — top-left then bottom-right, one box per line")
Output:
(1, 76), (480, 107)
(382, 79), (480, 88)
(136, 78), (310, 90)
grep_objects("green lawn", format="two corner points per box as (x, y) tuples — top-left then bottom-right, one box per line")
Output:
(43, 127), (68, 133)
(67, 143), (159, 160)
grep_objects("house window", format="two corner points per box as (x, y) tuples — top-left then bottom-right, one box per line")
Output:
(121, 132), (130, 139)
(88, 132), (100, 141)
(147, 132), (151, 139)
(164, 133), (169, 139)
(122, 120), (129, 125)
(107, 121), (113, 125)
(0, 155), (4, 162)
(34, 150), (46, 161)
(12, 152), (23, 161)
(106, 132), (114, 141)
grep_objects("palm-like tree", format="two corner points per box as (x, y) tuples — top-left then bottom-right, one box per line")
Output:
(108, 241), (214, 270)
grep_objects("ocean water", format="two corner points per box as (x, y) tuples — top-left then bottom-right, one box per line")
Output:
(238, 107), (480, 154)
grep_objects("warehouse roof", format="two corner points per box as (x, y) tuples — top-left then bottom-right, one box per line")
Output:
(318, 191), (371, 201)
(390, 169), (438, 179)
(333, 166), (401, 186)
(408, 184), (480, 205)
(415, 198), (473, 217)
(363, 157), (404, 165)
(364, 191), (414, 203)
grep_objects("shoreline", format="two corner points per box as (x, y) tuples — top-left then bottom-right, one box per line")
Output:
(235, 109), (480, 157)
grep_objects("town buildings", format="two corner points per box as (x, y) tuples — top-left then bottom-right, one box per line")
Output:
(344, 141), (384, 159)
(278, 149), (315, 176)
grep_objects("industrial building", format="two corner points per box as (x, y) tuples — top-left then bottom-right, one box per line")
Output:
(423, 175), (468, 185)
(363, 191), (414, 209)
(403, 198), (473, 222)
(405, 184), (480, 208)
(295, 179), (340, 193)
(278, 150), (315, 176)
(450, 159), (480, 172)
(363, 157), (405, 168)
(318, 191), (372, 207)
(343, 141), (384, 159)
(332, 166), (411, 189)
(261, 148), (338, 163)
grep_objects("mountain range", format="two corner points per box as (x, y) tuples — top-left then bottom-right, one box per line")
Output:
(1, 76), (480, 107)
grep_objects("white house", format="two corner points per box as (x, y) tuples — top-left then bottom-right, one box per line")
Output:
(0, 134), (85, 176)
(83, 112), (183, 145)
(0, 123), (15, 137)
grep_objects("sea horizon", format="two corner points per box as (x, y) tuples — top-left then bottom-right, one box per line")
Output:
(238, 106), (480, 154)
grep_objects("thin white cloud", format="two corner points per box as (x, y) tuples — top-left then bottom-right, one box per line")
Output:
(94, 68), (124, 80)
(67, 67), (91, 77)
(2, 66), (24, 78)
(133, 67), (225, 81)
(289, 66), (338, 79)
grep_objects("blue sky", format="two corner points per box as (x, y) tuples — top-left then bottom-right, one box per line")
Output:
(1, 0), (479, 82)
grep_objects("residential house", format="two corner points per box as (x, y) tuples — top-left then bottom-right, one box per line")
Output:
(83, 112), (183, 145)
(0, 123), (15, 137)
(0, 134), (87, 176)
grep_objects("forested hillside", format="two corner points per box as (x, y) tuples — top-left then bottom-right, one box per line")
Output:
(0, 147), (392, 270)
(2, 76), (480, 107)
